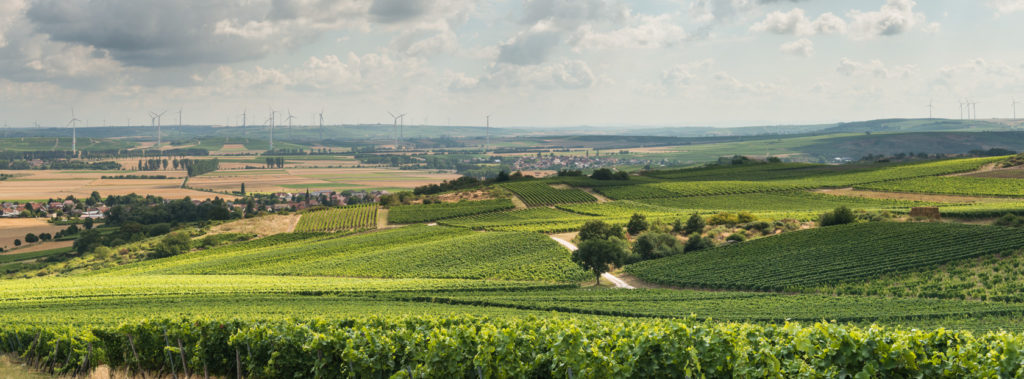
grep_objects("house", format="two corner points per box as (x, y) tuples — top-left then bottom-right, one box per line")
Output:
(82, 210), (104, 219)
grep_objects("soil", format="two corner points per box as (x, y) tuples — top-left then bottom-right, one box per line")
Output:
(208, 214), (301, 236)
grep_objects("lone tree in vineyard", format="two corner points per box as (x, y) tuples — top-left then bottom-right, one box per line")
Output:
(571, 237), (628, 285)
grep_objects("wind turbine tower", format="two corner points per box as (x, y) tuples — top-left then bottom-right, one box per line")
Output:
(959, 101), (965, 120)
(318, 109), (325, 140)
(927, 100), (933, 119)
(972, 101), (978, 120)
(286, 109), (296, 139)
(178, 107), (183, 136)
(150, 110), (167, 148)
(387, 111), (404, 148)
(485, 115), (491, 152)
(268, 108), (277, 151)
(241, 109), (247, 138)
(67, 108), (81, 155)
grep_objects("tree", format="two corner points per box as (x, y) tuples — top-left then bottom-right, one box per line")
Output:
(578, 220), (624, 242)
(39, 233), (52, 241)
(13, 239), (21, 247)
(152, 231), (192, 258)
(684, 233), (713, 252)
(83, 217), (94, 230)
(571, 237), (629, 284)
(73, 229), (103, 254)
(684, 213), (706, 235)
(632, 232), (685, 261)
(24, 233), (38, 243)
(626, 213), (649, 235)
(820, 206), (856, 226)
(240, 182), (246, 195)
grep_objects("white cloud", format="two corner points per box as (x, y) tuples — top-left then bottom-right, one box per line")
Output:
(571, 14), (688, 50)
(780, 38), (813, 57)
(497, 21), (564, 65)
(836, 57), (915, 79)
(846, 0), (926, 39)
(988, 0), (1024, 15)
(661, 59), (714, 87)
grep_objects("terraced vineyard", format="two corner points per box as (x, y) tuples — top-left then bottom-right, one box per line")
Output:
(294, 204), (377, 232)
(638, 192), (930, 212)
(388, 199), (514, 223)
(599, 181), (807, 200)
(857, 176), (1024, 197)
(501, 181), (596, 205)
(626, 222), (1024, 291)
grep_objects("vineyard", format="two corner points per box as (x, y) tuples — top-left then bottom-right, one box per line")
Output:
(294, 204), (377, 232)
(638, 192), (929, 212)
(857, 176), (1024, 197)
(387, 199), (514, 223)
(501, 181), (597, 206)
(626, 222), (1024, 291)
(3, 316), (1024, 378)
(439, 208), (599, 232)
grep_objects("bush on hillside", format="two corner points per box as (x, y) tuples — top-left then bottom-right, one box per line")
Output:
(684, 233), (713, 252)
(578, 220), (624, 242)
(627, 213), (649, 235)
(632, 232), (685, 261)
(683, 213), (706, 234)
(820, 206), (856, 227)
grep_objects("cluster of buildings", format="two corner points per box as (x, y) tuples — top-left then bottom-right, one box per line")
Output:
(510, 155), (650, 171)
(1, 200), (107, 219)
(262, 190), (388, 212)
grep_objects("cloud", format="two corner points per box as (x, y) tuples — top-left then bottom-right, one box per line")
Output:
(454, 60), (597, 90)
(847, 0), (926, 39)
(369, 0), (429, 23)
(661, 59), (714, 87)
(988, 0), (1024, 15)
(780, 38), (813, 57)
(519, 0), (626, 28)
(497, 22), (563, 66)
(570, 14), (688, 50)
(836, 57), (915, 79)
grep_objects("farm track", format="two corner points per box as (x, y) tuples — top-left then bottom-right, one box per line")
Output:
(548, 235), (634, 289)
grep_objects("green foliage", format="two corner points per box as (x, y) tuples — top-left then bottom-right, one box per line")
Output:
(577, 220), (624, 242)
(73, 229), (102, 254)
(571, 237), (629, 283)
(626, 222), (1024, 292)
(626, 213), (649, 235)
(590, 167), (629, 180)
(684, 213), (706, 234)
(632, 232), (684, 261)
(388, 199), (514, 223)
(684, 233), (713, 252)
(501, 182), (597, 206)
(294, 204), (377, 232)
(23, 233), (38, 243)
(441, 208), (595, 233)
(152, 231), (192, 258)
(859, 176), (1024, 197)
(994, 213), (1024, 227)
(820, 206), (856, 226)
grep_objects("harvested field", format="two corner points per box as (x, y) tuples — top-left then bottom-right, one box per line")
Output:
(0, 170), (230, 200)
(208, 214), (301, 236)
(1, 240), (73, 255)
(0, 219), (65, 251)
(188, 167), (460, 193)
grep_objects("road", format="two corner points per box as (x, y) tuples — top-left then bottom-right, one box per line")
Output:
(548, 236), (634, 289)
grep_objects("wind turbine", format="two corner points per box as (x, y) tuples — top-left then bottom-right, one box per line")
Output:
(387, 111), (404, 148)
(285, 109), (296, 139)
(972, 101), (979, 120)
(318, 109), (325, 141)
(177, 107), (183, 136)
(927, 100), (933, 119)
(959, 100), (965, 120)
(241, 108), (247, 138)
(1013, 97), (1018, 121)
(150, 110), (166, 148)
(67, 108), (81, 154)
(267, 108), (277, 151)
(485, 115), (491, 152)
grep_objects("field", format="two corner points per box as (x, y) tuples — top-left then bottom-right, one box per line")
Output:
(294, 204), (378, 232)
(858, 176), (1024, 197)
(187, 167), (461, 193)
(501, 181), (597, 206)
(388, 199), (515, 223)
(626, 222), (1024, 291)
(0, 169), (220, 200)
(0, 218), (67, 251)
(7, 145), (1024, 376)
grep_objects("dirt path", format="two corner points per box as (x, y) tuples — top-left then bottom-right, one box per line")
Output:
(580, 187), (611, 203)
(377, 208), (389, 229)
(548, 235), (634, 289)
(509, 195), (528, 209)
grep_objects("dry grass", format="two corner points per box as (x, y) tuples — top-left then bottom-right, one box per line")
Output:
(0, 169), (231, 200)
(208, 214), (301, 236)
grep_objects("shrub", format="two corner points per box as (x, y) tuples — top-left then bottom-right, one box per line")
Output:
(24, 233), (38, 243)
(93, 246), (113, 259)
(632, 232), (685, 261)
(737, 212), (756, 223)
(684, 213), (706, 234)
(626, 213), (649, 235)
(708, 212), (739, 226)
(727, 233), (747, 242)
(994, 213), (1024, 228)
(152, 232), (192, 258)
(684, 233), (713, 252)
(744, 221), (773, 233)
(820, 206), (856, 226)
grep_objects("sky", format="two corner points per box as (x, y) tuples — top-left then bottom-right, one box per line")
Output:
(0, 0), (1022, 128)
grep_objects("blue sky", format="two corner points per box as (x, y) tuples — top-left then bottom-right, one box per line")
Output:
(0, 0), (1022, 128)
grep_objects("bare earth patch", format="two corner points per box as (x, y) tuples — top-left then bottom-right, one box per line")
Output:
(0, 240), (73, 255)
(208, 214), (301, 236)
